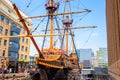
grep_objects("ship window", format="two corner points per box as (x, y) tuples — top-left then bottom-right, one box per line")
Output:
(4, 40), (7, 46)
(4, 29), (8, 35)
(0, 15), (5, 21)
(6, 18), (9, 25)
(0, 26), (3, 33)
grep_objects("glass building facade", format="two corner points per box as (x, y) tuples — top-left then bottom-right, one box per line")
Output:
(9, 23), (21, 61)
(97, 48), (108, 68)
(77, 49), (94, 69)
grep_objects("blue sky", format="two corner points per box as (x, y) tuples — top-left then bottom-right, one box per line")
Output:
(10, 0), (107, 55)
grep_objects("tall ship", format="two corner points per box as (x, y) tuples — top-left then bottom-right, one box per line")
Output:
(10, 0), (95, 80)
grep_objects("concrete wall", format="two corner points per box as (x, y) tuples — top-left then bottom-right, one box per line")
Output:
(106, 0), (120, 79)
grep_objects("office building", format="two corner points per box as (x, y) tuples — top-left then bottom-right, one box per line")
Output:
(91, 55), (98, 67)
(0, 0), (32, 72)
(97, 48), (108, 68)
(77, 49), (94, 69)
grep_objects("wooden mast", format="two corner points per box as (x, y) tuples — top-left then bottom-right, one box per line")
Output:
(62, 0), (73, 54)
(49, 0), (53, 49)
(66, 0), (69, 54)
(72, 32), (75, 53)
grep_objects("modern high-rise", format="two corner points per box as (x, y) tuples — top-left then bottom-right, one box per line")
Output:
(0, 0), (32, 71)
(91, 55), (98, 67)
(96, 48), (108, 68)
(77, 49), (94, 69)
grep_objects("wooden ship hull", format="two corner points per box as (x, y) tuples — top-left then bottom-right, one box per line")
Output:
(30, 49), (80, 80)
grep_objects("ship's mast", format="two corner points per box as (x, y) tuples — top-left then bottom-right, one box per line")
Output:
(66, 0), (69, 54)
(62, 0), (73, 54)
(45, 0), (59, 49)
(72, 32), (75, 53)
(49, 0), (53, 49)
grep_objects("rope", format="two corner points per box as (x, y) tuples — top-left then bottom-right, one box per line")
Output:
(54, 16), (63, 48)
(31, 17), (46, 34)
(73, 12), (89, 26)
(41, 17), (49, 50)
(81, 29), (94, 48)
(60, 28), (66, 49)
(68, 1), (72, 18)
(26, 0), (32, 8)
(69, 29), (81, 72)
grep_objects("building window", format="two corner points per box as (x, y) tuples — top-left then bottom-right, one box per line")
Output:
(25, 55), (27, 59)
(0, 38), (1, 45)
(9, 42), (19, 48)
(0, 26), (3, 33)
(4, 40), (7, 46)
(22, 29), (25, 34)
(21, 46), (24, 51)
(8, 10), (11, 13)
(9, 52), (11, 56)
(25, 47), (28, 52)
(22, 38), (24, 42)
(11, 32), (18, 36)
(0, 15), (5, 21)
(11, 22), (16, 27)
(2, 50), (5, 56)
(26, 39), (28, 44)
(6, 18), (9, 25)
(21, 54), (23, 59)
(18, 54), (19, 59)
(4, 29), (8, 35)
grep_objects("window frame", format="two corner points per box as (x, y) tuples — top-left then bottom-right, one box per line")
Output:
(0, 26), (3, 33)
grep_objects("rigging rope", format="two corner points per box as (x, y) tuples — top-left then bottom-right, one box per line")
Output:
(61, 28), (66, 49)
(26, 0), (32, 8)
(41, 17), (49, 50)
(69, 29), (81, 72)
(31, 17), (46, 34)
(54, 16), (63, 48)
(68, 1), (72, 18)
(79, 0), (87, 9)
(26, 2), (44, 14)
(81, 28), (94, 48)
(73, 12), (89, 26)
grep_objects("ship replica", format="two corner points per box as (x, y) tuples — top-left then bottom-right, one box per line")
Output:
(12, 0), (95, 80)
